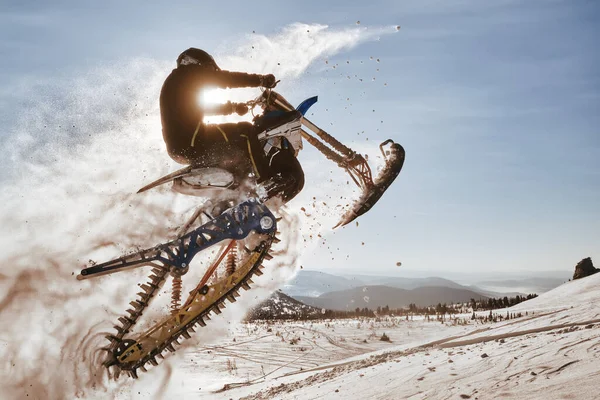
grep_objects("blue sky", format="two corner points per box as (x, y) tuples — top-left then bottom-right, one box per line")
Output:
(1, 0), (598, 278)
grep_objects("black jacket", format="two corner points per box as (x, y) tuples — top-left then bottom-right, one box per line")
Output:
(160, 65), (263, 145)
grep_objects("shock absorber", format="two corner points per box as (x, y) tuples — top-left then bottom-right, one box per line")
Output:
(225, 245), (237, 276)
(170, 275), (183, 315)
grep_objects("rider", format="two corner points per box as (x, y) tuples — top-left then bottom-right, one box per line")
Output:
(160, 48), (303, 200)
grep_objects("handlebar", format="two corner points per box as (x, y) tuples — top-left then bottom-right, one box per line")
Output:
(245, 88), (293, 115)
(245, 88), (272, 108)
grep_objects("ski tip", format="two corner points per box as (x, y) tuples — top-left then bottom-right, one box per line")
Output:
(136, 184), (153, 194)
(333, 141), (405, 229)
(332, 212), (358, 229)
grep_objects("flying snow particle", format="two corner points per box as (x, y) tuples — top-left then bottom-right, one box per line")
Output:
(363, 296), (369, 303)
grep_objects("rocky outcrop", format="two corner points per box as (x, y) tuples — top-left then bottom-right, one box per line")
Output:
(573, 257), (599, 280)
(245, 290), (322, 321)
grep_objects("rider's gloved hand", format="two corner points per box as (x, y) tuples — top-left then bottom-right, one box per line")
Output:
(260, 74), (277, 88)
(235, 103), (249, 116)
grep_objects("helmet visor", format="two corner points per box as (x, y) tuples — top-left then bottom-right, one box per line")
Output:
(179, 54), (199, 66)
(177, 53), (219, 70)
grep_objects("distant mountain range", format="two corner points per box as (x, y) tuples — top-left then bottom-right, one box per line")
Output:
(281, 270), (475, 297)
(472, 277), (569, 294)
(293, 285), (488, 311)
(281, 270), (536, 299)
(246, 270), (570, 318)
(276, 270), (569, 312)
(341, 274), (470, 291)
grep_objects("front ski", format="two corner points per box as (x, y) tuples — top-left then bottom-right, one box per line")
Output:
(266, 91), (405, 227)
(335, 140), (405, 228)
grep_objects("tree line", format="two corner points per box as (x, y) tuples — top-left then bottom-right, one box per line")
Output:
(246, 293), (538, 322)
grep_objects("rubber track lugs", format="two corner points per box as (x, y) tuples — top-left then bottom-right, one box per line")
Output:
(102, 265), (170, 370)
(114, 236), (274, 378)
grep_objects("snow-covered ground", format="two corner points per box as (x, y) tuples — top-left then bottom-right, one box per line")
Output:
(121, 272), (600, 399)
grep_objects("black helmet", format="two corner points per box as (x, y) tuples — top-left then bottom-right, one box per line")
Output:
(176, 48), (220, 70)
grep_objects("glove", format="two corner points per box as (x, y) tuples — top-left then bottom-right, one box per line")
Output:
(234, 103), (249, 116)
(260, 74), (277, 88)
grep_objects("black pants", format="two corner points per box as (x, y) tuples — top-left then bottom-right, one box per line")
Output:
(163, 117), (304, 201)
(267, 146), (305, 202)
(164, 122), (271, 181)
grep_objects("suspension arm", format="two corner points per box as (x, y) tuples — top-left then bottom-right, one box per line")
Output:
(78, 199), (277, 279)
(270, 92), (374, 190)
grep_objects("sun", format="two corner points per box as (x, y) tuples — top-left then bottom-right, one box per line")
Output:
(198, 87), (229, 107)
(198, 87), (257, 124)
(198, 88), (235, 124)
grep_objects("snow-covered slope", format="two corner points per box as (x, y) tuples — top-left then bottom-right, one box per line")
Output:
(236, 273), (600, 400)
(81, 270), (600, 399)
(511, 272), (600, 313)
(173, 272), (599, 400)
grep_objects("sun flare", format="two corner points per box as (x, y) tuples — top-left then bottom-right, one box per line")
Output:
(198, 87), (258, 123)
(198, 88), (229, 106)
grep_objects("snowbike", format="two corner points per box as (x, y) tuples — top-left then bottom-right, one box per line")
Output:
(77, 88), (405, 379)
